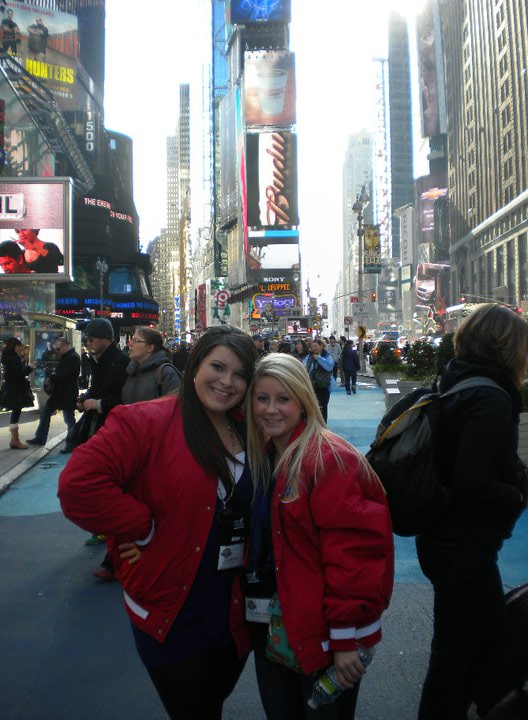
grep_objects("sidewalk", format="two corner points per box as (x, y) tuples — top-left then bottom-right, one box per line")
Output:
(0, 406), (71, 495)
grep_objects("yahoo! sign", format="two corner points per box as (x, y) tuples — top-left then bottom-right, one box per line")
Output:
(253, 293), (296, 317)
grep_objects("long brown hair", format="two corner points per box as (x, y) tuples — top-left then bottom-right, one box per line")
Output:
(179, 326), (258, 488)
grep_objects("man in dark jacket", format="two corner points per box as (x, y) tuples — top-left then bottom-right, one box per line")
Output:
(27, 337), (80, 449)
(341, 340), (361, 395)
(77, 318), (129, 575)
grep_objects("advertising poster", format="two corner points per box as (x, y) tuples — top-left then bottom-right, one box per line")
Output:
(417, 2), (440, 138)
(1, 1), (79, 109)
(208, 277), (232, 326)
(0, 177), (72, 282)
(399, 206), (414, 266)
(230, 0), (291, 24)
(219, 87), (239, 225)
(364, 225), (381, 274)
(33, 329), (61, 388)
(417, 174), (448, 244)
(247, 229), (300, 282)
(246, 131), (299, 228)
(244, 50), (296, 127)
(414, 262), (450, 309)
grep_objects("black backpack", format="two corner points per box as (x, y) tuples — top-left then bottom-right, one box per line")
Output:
(366, 376), (507, 536)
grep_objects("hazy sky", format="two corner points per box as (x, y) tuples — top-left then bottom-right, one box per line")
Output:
(104, 0), (423, 304)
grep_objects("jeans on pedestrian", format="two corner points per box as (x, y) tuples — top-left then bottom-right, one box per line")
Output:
(416, 538), (509, 720)
(146, 642), (246, 720)
(344, 371), (357, 394)
(252, 627), (361, 720)
(314, 387), (330, 423)
(35, 399), (75, 445)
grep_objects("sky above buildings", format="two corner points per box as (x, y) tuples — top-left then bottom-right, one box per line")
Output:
(104, 0), (423, 305)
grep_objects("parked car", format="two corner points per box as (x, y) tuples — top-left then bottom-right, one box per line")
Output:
(369, 339), (402, 365)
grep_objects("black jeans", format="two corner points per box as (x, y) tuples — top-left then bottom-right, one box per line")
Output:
(252, 628), (360, 720)
(314, 387), (330, 423)
(147, 643), (246, 720)
(344, 371), (357, 394)
(416, 538), (509, 720)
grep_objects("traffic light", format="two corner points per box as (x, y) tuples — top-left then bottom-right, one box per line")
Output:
(515, 307), (522, 315)
(459, 295), (466, 303)
(371, 291), (376, 302)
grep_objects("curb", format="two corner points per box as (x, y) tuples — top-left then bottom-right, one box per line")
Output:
(0, 430), (67, 495)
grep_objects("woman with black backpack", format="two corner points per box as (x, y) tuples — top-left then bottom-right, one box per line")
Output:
(416, 304), (528, 720)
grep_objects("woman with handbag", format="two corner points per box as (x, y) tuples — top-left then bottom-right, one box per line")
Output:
(58, 326), (258, 720)
(303, 338), (334, 423)
(1, 336), (35, 449)
(245, 354), (394, 719)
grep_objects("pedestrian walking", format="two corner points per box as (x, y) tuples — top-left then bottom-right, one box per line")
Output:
(121, 327), (181, 404)
(27, 337), (80, 450)
(416, 303), (528, 720)
(171, 340), (190, 374)
(58, 326), (258, 720)
(245, 354), (394, 719)
(1, 336), (35, 449)
(79, 346), (91, 389)
(341, 340), (360, 395)
(304, 338), (334, 423)
(327, 336), (342, 381)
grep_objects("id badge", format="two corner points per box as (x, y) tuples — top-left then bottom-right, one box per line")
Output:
(217, 540), (245, 570)
(245, 596), (272, 623)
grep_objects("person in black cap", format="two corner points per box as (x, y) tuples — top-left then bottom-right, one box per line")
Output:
(76, 318), (129, 573)
(253, 334), (269, 358)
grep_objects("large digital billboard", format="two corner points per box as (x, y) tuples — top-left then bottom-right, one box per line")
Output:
(219, 86), (239, 225)
(1, 1), (79, 109)
(0, 177), (73, 282)
(246, 131), (299, 228)
(230, 0), (291, 24)
(244, 50), (296, 127)
(414, 262), (450, 310)
(247, 229), (300, 282)
(417, 174), (448, 244)
(416, 2), (445, 138)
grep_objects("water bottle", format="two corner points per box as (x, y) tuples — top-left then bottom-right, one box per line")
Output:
(307, 645), (373, 709)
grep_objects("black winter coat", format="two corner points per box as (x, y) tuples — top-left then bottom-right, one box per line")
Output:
(85, 343), (129, 425)
(48, 348), (80, 411)
(341, 347), (360, 372)
(1, 349), (34, 410)
(420, 357), (526, 553)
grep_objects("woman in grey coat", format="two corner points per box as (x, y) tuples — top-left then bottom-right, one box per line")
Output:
(122, 327), (181, 405)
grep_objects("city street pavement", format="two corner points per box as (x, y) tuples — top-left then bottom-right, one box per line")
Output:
(1, 378), (527, 719)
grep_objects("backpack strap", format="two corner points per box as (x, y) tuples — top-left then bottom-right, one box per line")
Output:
(440, 376), (508, 400)
(154, 362), (180, 388)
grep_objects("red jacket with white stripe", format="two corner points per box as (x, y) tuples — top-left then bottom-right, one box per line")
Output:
(57, 396), (250, 656)
(272, 427), (394, 674)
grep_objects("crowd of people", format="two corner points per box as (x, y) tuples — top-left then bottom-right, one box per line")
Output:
(1, 303), (527, 719)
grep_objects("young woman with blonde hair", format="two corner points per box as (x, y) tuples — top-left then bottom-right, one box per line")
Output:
(245, 354), (394, 719)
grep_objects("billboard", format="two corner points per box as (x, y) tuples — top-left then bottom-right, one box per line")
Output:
(417, 174), (448, 244)
(364, 224), (381, 274)
(219, 86), (239, 225)
(1, 1), (79, 109)
(230, 0), (291, 24)
(244, 50), (296, 126)
(208, 277), (231, 327)
(0, 177), (72, 282)
(414, 262), (450, 309)
(247, 229), (300, 282)
(416, 1), (444, 138)
(246, 131), (299, 228)
(399, 206), (414, 266)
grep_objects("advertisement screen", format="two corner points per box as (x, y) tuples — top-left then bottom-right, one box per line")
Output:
(247, 229), (299, 282)
(0, 177), (72, 282)
(1, 1), (79, 109)
(219, 87), (239, 225)
(414, 262), (450, 309)
(417, 174), (448, 244)
(231, 0), (291, 23)
(417, 3), (440, 138)
(246, 131), (299, 228)
(244, 50), (296, 127)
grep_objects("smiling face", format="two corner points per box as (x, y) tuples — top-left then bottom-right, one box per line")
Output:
(252, 375), (304, 455)
(193, 345), (248, 422)
(16, 229), (39, 248)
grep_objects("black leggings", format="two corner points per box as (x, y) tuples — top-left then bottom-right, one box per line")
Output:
(10, 408), (22, 424)
(147, 643), (247, 720)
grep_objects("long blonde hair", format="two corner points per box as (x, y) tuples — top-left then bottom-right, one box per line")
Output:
(247, 354), (374, 497)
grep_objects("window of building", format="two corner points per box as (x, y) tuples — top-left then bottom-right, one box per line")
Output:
(496, 245), (504, 286)
(502, 105), (511, 128)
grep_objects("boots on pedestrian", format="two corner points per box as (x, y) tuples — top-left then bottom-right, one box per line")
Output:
(9, 424), (29, 449)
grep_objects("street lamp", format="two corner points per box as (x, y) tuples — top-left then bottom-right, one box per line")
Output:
(352, 185), (370, 371)
(95, 257), (108, 317)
